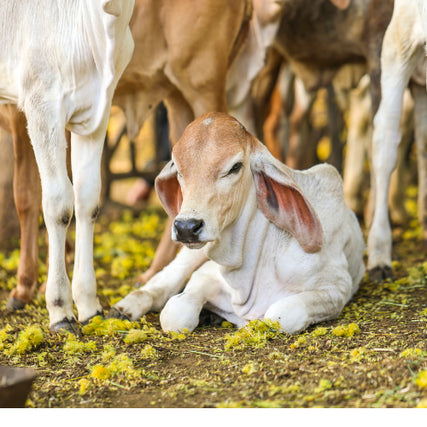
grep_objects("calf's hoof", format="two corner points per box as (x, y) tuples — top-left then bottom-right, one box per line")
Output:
(106, 306), (130, 321)
(6, 297), (27, 311)
(50, 318), (81, 337)
(368, 265), (393, 282)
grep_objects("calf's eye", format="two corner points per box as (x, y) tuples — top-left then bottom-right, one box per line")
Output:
(226, 162), (243, 176)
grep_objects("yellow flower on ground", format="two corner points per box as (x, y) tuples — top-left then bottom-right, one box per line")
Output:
(332, 323), (360, 337)
(91, 365), (111, 381)
(78, 378), (91, 396)
(415, 371), (427, 389)
(7, 325), (44, 355)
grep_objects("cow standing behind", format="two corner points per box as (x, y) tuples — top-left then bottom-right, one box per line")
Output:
(251, 0), (427, 280)
(0, 0), (134, 332)
(369, 0), (427, 275)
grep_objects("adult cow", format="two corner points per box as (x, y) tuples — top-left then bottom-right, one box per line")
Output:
(0, 0), (253, 324)
(0, 0), (134, 332)
(112, 0), (253, 284)
(250, 0), (427, 281)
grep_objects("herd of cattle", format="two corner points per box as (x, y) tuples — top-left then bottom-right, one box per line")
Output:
(0, 0), (425, 334)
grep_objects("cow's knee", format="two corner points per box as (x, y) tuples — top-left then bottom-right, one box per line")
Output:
(41, 178), (74, 228)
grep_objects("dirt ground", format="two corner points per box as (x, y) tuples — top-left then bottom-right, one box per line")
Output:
(0, 190), (426, 409)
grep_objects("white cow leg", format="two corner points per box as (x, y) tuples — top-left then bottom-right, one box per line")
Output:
(265, 270), (353, 334)
(367, 33), (423, 280)
(160, 261), (238, 333)
(369, 92), (404, 279)
(70, 127), (105, 324)
(25, 104), (76, 332)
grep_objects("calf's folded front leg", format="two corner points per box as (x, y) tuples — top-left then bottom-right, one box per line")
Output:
(110, 247), (208, 321)
(160, 260), (241, 333)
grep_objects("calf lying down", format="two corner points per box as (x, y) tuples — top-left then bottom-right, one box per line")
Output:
(112, 112), (365, 334)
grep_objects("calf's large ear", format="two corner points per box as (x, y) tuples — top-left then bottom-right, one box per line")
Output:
(155, 160), (183, 218)
(250, 143), (323, 253)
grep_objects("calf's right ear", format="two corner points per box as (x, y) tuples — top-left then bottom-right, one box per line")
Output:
(155, 160), (183, 218)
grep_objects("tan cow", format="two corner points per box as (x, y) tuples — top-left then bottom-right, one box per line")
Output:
(113, 0), (252, 284)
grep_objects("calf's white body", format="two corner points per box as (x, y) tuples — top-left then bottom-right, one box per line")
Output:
(113, 113), (365, 334)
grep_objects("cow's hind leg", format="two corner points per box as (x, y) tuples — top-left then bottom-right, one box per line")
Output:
(136, 90), (194, 285)
(265, 268), (354, 334)
(368, 25), (424, 280)
(6, 107), (41, 310)
(24, 101), (76, 333)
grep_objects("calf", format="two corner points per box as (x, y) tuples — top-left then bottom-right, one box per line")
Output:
(111, 113), (365, 334)
(0, 0), (134, 332)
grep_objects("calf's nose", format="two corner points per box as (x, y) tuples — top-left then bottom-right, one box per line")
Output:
(174, 218), (205, 242)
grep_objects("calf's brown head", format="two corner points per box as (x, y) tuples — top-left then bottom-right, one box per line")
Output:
(155, 112), (323, 253)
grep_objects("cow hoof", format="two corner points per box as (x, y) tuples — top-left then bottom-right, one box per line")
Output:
(368, 265), (393, 282)
(80, 311), (104, 326)
(106, 307), (130, 321)
(6, 297), (27, 311)
(50, 318), (81, 337)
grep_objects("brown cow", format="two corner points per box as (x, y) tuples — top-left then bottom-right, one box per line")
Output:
(0, 105), (41, 310)
(113, 0), (252, 284)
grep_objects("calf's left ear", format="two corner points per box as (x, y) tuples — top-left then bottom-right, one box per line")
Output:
(155, 160), (183, 218)
(250, 145), (323, 253)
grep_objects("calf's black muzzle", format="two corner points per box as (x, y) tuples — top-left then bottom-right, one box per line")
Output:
(174, 218), (205, 243)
